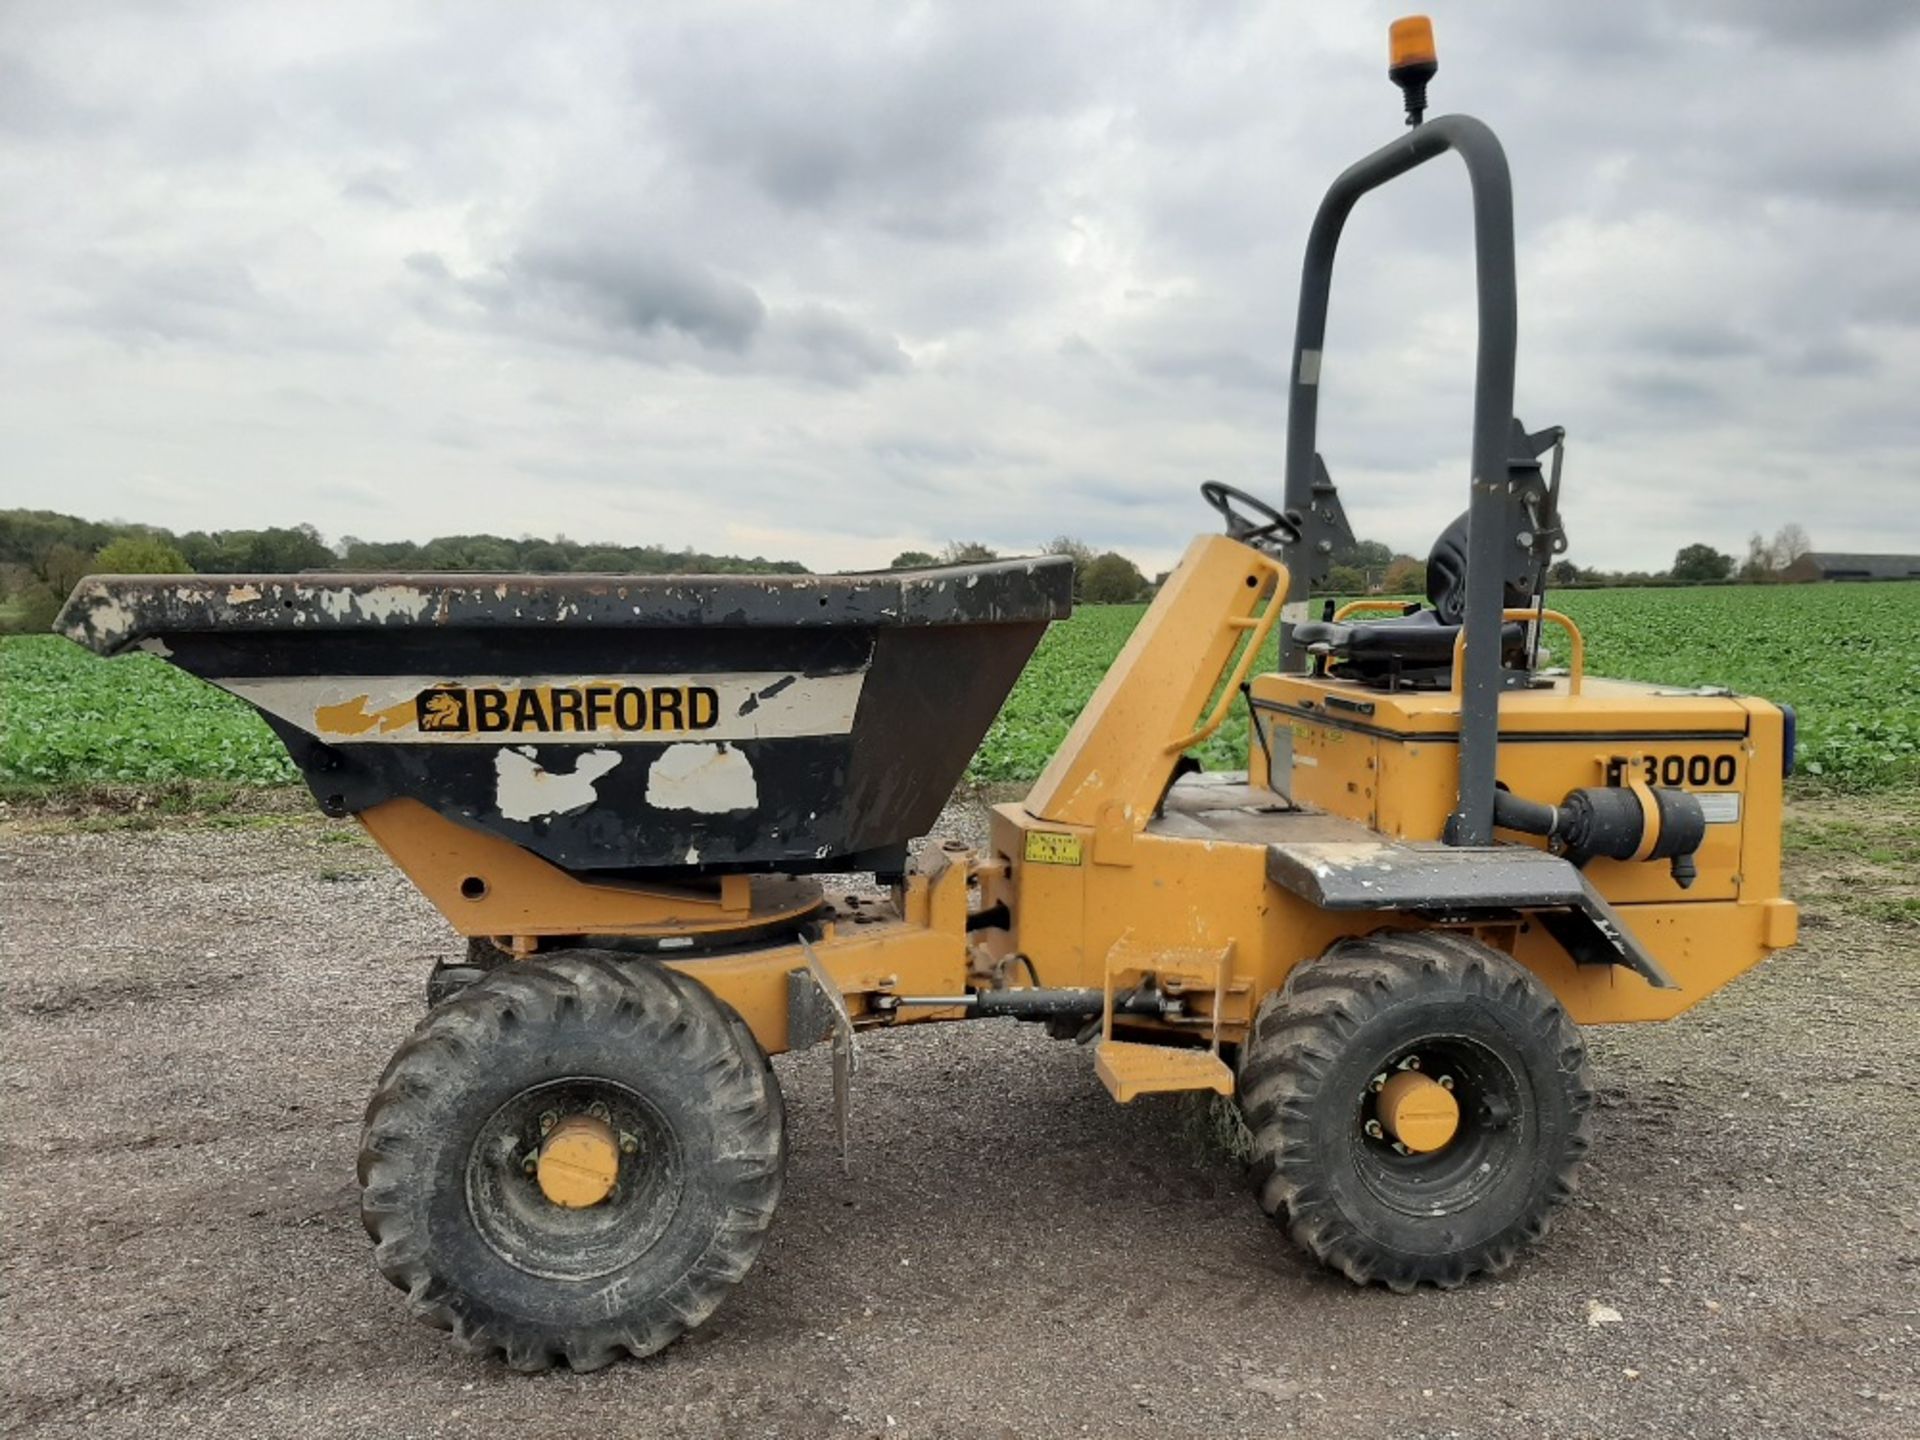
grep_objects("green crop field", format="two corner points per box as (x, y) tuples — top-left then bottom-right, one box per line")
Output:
(974, 582), (1920, 786)
(0, 636), (298, 787)
(3, 582), (1917, 795)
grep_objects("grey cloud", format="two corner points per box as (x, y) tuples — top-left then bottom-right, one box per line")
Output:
(403, 252), (452, 281)
(625, 8), (1108, 238)
(1700, 0), (1920, 47)
(868, 435), (990, 470)
(63, 257), (360, 353)
(73, 260), (264, 345)
(1783, 340), (1877, 379)
(1493, 0), (1919, 56)
(1764, 151), (1920, 216)
(1133, 346), (1287, 394)
(1628, 324), (1763, 362)
(341, 174), (408, 209)
(1621, 324), (1878, 380)
(0, 53), (109, 137)
(866, 431), (1036, 472)
(511, 243), (767, 353)
(1606, 370), (1728, 420)
(1062, 474), (1169, 511)
(773, 305), (909, 386)
(413, 242), (907, 388)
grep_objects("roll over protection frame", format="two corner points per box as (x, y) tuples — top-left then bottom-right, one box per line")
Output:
(1279, 114), (1519, 846)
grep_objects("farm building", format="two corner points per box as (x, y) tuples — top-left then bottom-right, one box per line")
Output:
(1781, 552), (1920, 583)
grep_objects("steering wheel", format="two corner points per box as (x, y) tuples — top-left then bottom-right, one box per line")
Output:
(1200, 482), (1302, 547)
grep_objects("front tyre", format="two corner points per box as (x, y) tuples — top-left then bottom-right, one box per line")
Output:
(1238, 931), (1592, 1291)
(359, 951), (785, 1370)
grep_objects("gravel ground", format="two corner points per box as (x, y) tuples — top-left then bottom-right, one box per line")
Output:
(2, 790), (1916, 1440)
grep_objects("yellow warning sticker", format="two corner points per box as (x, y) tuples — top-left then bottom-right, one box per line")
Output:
(1023, 831), (1083, 866)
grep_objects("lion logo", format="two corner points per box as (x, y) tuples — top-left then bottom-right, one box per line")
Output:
(415, 688), (470, 732)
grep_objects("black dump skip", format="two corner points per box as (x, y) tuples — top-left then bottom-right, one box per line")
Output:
(57, 561), (1074, 876)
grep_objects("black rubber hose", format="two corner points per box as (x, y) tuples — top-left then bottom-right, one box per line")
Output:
(1491, 789), (1560, 838)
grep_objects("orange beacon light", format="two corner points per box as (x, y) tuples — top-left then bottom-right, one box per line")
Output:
(1388, 16), (1438, 126)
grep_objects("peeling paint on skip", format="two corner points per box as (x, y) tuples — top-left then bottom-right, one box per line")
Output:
(307, 585), (434, 624)
(646, 743), (758, 813)
(76, 592), (140, 647)
(494, 745), (622, 822)
(354, 585), (434, 624)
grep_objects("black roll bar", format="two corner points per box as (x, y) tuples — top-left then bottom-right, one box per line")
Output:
(1279, 113), (1518, 847)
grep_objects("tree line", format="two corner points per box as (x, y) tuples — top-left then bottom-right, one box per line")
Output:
(1323, 525), (1819, 595)
(888, 538), (1158, 605)
(895, 537), (1427, 604)
(1562, 524), (1814, 588)
(0, 505), (1824, 638)
(0, 509), (806, 635)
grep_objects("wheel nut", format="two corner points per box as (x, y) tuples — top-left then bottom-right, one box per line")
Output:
(1369, 1073), (1389, 1093)
(1364, 1119), (1385, 1140)
(619, 1132), (639, 1156)
(521, 1154), (538, 1175)
(538, 1110), (558, 1135)
(587, 1101), (612, 1122)
(1438, 1075), (1455, 1091)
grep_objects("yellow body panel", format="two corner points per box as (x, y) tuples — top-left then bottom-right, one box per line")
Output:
(1025, 534), (1280, 827)
(653, 850), (974, 1054)
(981, 801), (1358, 1004)
(982, 799), (1792, 1029)
(1250, 672), (1788, 910)
(357, 797), (821, 938)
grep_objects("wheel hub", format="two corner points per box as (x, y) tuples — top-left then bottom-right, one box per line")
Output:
(536, 1113), (621, 1208)
(1375, 1070), (1460, 1152)
(467, 1077), (684, 1281)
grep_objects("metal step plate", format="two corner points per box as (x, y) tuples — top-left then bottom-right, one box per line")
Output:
(1094, 1041), (1234, 1103)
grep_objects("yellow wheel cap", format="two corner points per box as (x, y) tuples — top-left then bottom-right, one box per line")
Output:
(1377, 1071), (1460, 1153)
(535, 1113), (620, 1208)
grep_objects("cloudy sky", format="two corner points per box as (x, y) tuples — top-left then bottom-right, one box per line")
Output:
(2, 1), (1915, 576)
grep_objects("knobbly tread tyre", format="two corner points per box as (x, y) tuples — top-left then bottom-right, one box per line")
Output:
(424, 938), (511, 1010)
(359, 950), (785, 1371)
(1238, 930), (1592, 1292)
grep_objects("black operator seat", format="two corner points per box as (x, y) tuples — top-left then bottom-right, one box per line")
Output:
(1293, 512), (1529, 688)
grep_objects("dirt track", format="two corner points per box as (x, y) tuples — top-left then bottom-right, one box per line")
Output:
(2, 791), (1916, 1439)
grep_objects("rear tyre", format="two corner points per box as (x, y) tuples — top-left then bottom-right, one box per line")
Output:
(360, 951), (785, 1370)
(1238, 931), (1591, 1291)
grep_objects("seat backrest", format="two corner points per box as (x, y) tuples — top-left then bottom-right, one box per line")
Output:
(1426, 512), (1471, 624)
(1426, 510), (1537, 624)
